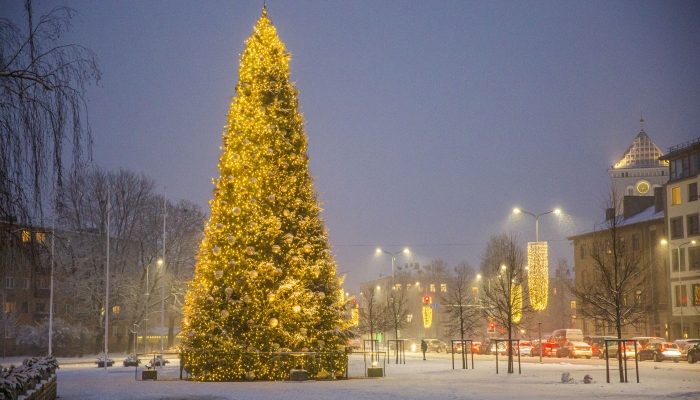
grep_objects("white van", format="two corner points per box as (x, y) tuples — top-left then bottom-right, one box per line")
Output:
(549, 329), (584, 347)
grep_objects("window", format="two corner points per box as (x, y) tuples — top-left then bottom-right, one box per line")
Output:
(636, 290), (643, 304)
(675, 285), (688, 307)
(671, 186), (681, 205)
(605, 240), (612, 254)
(36, 302), (45, 313)
(21, 302), (28, 313)
(430, 284), (435, 292)
(632, 234), (640, 251)
(687, 214), (699, 236)
(406, 284), (412, 291)
(38, 278), (48, 289)
(53, 303), (59, 314)
(112, 326), (119, 337)
(4, 277), (14, 289)
(580, 245), (587, 259)
(581, 270), (588, 287)
(635, 319), (645, 334)
(693, 285), (700, 307)
(35, 232), (45, 243)
(472, 286), (479, 296)
(112, 305), (120, 314)
(671, 249), (686, 272)
(21, 230), (30, 242)
(22, 278), (29, 290)
(671, 217), (684, 239)
(690, 183), (698, 202)
(65, 304), (71, 315)
(441, 284), (447, 292)
(5, 301), (14, 313)
(689, 247), (700, 271)
(4, 326), (14, 339)
(406, 314), (413, 323)
(592, 242), (600, 257)
(395, 284), (401, 291)
(570, 301), (576, 309)
(619, 237), (626, 253)
(553, 287), (557, 295)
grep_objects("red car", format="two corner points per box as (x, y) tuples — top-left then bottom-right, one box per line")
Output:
(531, 342), (558, 357)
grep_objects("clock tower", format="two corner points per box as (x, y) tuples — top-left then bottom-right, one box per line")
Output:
(608, 119), (668, 200)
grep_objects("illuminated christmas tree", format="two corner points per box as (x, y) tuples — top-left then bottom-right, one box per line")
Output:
(181, 7), (350, 381)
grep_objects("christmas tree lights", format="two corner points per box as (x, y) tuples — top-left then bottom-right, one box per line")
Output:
(180, 6), (351, 381)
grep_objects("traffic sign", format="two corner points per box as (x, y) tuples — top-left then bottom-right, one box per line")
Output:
(533, 326), (539, 333)
(429, 303), (441, 309)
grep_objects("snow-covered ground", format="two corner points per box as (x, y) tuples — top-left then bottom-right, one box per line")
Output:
(34, 353), (700, 399)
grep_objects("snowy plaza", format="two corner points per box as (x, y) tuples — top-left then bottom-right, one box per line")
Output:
(47, 353), (700, 399)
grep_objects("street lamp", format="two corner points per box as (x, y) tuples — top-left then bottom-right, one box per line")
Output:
(160, 186), (167, 366)
(661, 239), (697, 339)
(513, 207), (561, 363)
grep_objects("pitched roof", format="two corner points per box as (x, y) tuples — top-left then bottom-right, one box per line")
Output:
(613, 129), (668, 169)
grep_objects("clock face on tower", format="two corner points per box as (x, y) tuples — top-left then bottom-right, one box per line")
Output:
(636, 181), (650, 194)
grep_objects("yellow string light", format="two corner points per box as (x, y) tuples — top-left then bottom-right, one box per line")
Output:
(527, 242), (548, 311)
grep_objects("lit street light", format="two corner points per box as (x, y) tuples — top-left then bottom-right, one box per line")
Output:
(512, 207), (561, 364)
(661, 239), (697, 339)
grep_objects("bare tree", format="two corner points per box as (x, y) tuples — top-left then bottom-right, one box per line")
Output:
(480, 234), (530, 373)
(0, 0), (100, 227)
(386, 287), (410, 362)
(441, 262), (481, 360)
(570, 190), (646, 382)
(358, 287), (386, 351)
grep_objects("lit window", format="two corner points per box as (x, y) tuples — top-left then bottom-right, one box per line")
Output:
(406, 314), (413, 323)
(5, 301), (15, 313)
(472, 286), (479, 296)
(671, 186), (681, 205)
(430, 284), (435, 292)
(570, 301), (576, 309)
(35, 232), (45, 243)
(441, 284), (447, 292)
(112, 305), (120, 314)
(693, 285), (700, 306)
(406, 284), (412, 291)
(395, 284), (401, 291)
(21, 230), (30, 242)
(553, 287), (557, 295)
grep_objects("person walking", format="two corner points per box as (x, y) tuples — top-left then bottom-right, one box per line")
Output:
(421, 340), (428, 360)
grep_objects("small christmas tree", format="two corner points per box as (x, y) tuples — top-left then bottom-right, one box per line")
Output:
(181, 6), (350, 381)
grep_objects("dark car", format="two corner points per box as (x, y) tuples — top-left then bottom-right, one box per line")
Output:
(123, 354), (141, 367)
(423, 339), (447, 353)
(531, 342), (558, 357)
(687, 342), (700, 364)
(637, 342), (681, 363)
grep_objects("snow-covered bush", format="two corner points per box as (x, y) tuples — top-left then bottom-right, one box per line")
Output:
(0, 356), (58, 399)
(16, 319), (87, 356)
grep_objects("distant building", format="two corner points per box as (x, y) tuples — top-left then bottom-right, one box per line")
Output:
(570, 122), (670, 338)
(659, 137), (700, 340)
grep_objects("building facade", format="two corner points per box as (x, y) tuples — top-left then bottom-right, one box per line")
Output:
(660, 137), (700, 340)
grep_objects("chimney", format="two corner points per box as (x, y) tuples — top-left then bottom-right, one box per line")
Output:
(654, 187), (664, 213)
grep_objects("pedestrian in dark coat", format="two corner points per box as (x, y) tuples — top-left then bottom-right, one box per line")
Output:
(421, 340), (428, 360)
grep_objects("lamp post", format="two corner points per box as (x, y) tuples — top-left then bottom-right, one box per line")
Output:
(661, 239), (697, 339)
(104, 188), (111, 371)
(513, 207), (561, 364)
(160, 187), (166, 366)
(376, 248), (409, 362)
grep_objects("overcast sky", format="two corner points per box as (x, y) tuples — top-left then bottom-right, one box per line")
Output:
(5, 0), (700, 292)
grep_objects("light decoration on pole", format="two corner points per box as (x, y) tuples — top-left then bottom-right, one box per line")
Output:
(179, 6), (351, 381)
(511, 284), (523, 324)
(422, 295), (432, 328)
(527, 242), (549, 311)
